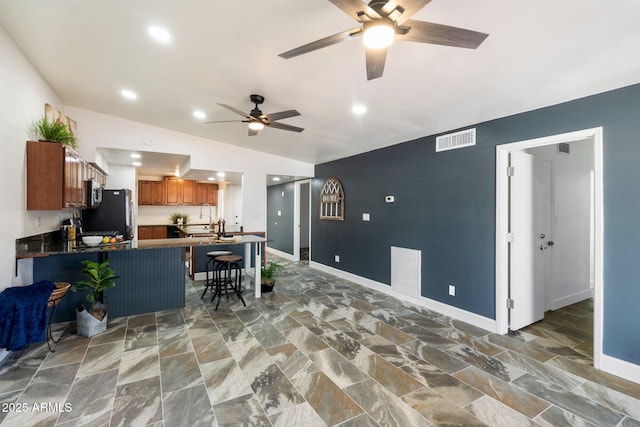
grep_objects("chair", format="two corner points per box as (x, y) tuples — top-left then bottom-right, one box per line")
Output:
(201, 250), (232, 299)
(46, 282), (71, 352)
(211, 254), (246, 310)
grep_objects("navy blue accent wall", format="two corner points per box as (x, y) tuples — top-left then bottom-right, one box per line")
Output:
(267, 183), (295, 254)
(313, 82), (640, 364)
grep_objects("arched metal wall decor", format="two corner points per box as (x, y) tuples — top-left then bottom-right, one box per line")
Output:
(319, 177), (344, 221)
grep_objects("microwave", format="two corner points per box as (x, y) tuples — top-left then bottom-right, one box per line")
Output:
(86, 179), (103, 208)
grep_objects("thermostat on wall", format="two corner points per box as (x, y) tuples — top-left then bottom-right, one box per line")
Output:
(385, 195), (395, 203)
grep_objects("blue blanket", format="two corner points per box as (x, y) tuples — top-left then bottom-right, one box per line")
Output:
(0, 280), (55, 351)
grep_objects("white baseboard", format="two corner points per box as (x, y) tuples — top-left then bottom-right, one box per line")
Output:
(601, 354), (640, 384)
(266, 247), (295, 261)
(552, 289), (593, 311)
(309, 261), (497, 333)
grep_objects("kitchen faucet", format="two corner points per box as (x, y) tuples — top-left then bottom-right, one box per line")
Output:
(199, 204), (212, 228)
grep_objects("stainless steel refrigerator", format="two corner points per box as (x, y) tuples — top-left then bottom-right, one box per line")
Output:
(81, 189), (134, 240)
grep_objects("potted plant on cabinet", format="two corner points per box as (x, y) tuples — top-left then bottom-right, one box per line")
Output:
(29, 115), (77, 148)
(71, 259), (119, 337)
(261, 260), (283, 293)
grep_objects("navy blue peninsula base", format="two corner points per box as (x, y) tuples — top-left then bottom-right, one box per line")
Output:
(32, 247), (185, 322)
(16, 233), (267, 322)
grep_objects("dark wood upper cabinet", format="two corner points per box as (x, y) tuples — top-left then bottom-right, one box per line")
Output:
(27, 140), (89, 210)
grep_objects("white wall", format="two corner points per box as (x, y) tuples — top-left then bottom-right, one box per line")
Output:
(0, 26), (74, 288)
(528, 141), (593, 309)
(64, 107), (314, 235)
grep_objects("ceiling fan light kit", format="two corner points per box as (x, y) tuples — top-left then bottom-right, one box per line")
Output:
(278, 0), (489, 80)
(362, 20), (395, 49)
(248, 121), (264, 131)
(204, 94), (304, 136)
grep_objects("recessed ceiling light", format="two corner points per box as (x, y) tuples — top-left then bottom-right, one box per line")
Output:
(130, 153), (141, 159)
(273, 177), (281, 181)
(217, 172), (226, 177)
(132, 161), (142, 167)
(193, 110), (207, 120)
(352, 104), (367, 115)
(207, 177), (216, 181)
(148, 26), (171, 43)
(121, 89), (137, 100)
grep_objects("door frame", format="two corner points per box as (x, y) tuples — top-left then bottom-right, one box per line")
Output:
(495, 127), (603, 368)
(294, 179), (311, 262)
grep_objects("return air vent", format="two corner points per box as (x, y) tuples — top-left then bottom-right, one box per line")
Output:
(557, 143), (570, 154)
(436, 128), (476, 152)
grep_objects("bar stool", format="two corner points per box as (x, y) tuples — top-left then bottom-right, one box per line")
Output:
(201, 250), (232, 299)
(212, 254), (246, 310)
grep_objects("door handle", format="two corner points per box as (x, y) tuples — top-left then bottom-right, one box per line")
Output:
(540, 244), (548, 251)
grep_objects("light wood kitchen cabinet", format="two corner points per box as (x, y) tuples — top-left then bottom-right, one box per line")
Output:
(164, 177), (196, 206)
(138, 180), (165, 205)
(138, 225), (167, 240)
(27, 140), (87, 210)
(182, 179), (196, 205)
(196, 182), (218, 205)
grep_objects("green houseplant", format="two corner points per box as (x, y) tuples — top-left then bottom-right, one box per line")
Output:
(261, 260), (283, 293)
(30, 116), (77, 148)
(71, 259), (119, 336)
(169, 212), (189, 224)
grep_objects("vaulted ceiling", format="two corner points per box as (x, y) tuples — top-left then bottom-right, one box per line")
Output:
(1, 0), (639, 165)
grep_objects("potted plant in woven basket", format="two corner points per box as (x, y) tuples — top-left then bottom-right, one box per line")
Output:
(71, 259), (119, 337)
(261, 260), (283, 293)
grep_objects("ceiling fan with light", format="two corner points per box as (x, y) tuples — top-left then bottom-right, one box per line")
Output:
(279, 0), (489, 80)
(204, 94), (304, 136)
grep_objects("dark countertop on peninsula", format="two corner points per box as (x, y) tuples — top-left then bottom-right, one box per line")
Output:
(16, 234), (267, 259)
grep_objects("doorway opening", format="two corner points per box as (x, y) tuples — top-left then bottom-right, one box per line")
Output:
(294, 180), (311, 262)
(495, 127), (603, 368)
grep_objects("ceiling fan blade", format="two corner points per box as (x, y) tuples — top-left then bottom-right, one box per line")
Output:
(398, 20), (489, 49)
(217, 103), (252, 119)
(264, 110), (301, 122)
(266, 121), (305, 133)
(279, 27), (362, 59)
(329, 0), (381, 21)
(393, 0), (433, 25)
(365, 47), (387, 80)
(248, 127), (259, 137)
(201, 119), (244, 124)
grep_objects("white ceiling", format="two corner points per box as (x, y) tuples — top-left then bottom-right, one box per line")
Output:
(2, 0), (640, 166)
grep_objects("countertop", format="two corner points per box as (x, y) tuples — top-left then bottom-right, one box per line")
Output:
(16, 234), (267, 259)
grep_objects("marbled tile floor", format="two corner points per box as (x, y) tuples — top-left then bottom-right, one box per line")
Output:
(1, 258), (639, 426)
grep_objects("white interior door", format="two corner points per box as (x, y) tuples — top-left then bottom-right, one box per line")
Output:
(510, 151), (544, 330)
(533, 158), (554, 311)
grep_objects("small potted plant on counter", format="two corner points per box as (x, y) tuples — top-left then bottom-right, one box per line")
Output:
(71, 259), (119, 337)
(261, 260), (283, 293)
(30, 115), (77, 148)
(170, 213), (189, 224)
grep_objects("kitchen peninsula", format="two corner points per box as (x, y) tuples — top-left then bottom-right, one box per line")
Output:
(16, 232), (267, 322)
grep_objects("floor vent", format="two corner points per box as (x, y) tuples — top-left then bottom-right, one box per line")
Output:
(391, 247), (421, 299)
(436, 128), (476, 152)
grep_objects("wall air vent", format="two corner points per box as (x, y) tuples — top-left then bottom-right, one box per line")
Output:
(557, 142), (570, 154)
(436, 128), (476, 152)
